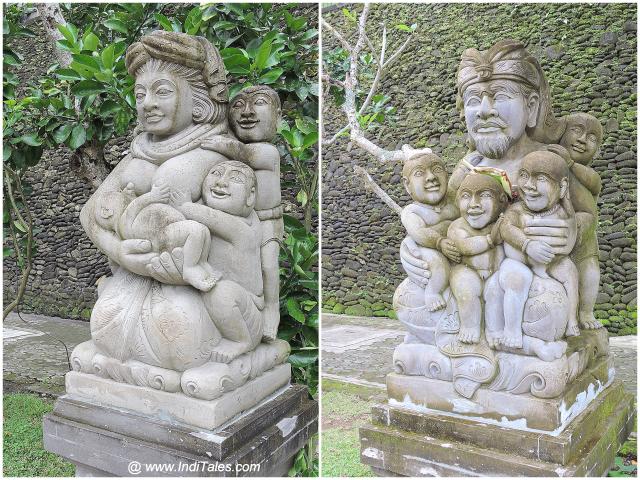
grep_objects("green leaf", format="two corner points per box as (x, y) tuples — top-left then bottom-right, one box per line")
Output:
(342, 8), (357, 22)
(82, 32), (100, 52)
(54, 68), (83, 81)
(286, 298), (305, 323)
(101, 44), (115, 70)
(57, 23), (77, 44)
(99, 100), (120, 116)
(296, 190), (308, 207)
(288, 350), (318, 367)
(184, 6), (203, 35)
(223, 55), (250, 75)
(15, 134), (43, 146)
(395, 24), (412, 32)
(258, 68), (283, 84)
(13, 219), (27, 233)
(253, 40), (272, 71)
(154, 13), (172, 31)
(52, 124), (72, 144)
(104, 19), (128, 35)
(71, 54), (100, 72)
(3, 145), (12, 161)
(71, 80), (105, 96)
(302, 131), (319, 149)
(68, 124), (86, 149)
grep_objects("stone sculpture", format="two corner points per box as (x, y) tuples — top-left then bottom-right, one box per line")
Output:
(362, 39), (634, 477)
(65, 29), (290, 421)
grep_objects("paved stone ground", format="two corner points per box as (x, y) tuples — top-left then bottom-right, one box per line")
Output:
(3, 312), (90, 394)
(322, 313), (638, 395)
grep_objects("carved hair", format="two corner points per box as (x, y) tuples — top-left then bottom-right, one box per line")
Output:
(126, 30), (228, 125)
(456, 173), (509, 205)
(402, 153), (446, 180)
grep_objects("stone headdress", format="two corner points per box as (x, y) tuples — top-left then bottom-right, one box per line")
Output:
(125, 30), (228, 105)
(456, 39), (562, 144)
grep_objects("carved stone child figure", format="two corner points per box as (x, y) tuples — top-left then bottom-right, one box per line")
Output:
(94, 183), (219, 292)
(201, 85), (282, 340)
(172, 160), (264, 363)
(447, 174), (507, 344)
(400, 153), (460, 312)
(557, 112), (604, 330)
(498, 151), (582, 349)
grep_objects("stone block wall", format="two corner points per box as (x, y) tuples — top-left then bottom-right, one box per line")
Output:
(3, 17), (312, 319)
(321, 3), (637, 334)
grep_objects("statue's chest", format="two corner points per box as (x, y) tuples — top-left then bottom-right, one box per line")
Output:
(153, 153), (222, 202)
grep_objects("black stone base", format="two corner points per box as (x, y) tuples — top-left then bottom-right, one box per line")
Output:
(43, 384), (317, 477)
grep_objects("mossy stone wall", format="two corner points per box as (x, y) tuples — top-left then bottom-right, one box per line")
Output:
(322, 3), (637, 334)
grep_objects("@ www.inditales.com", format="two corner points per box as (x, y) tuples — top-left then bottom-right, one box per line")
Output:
(127, 460), (260, 475)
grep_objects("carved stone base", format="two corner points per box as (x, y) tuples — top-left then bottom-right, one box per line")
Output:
(43, 384), (317, 477)
(387, 353), (613, 432)
(64, 364), (291, 430)
(360, 380), (634, 477)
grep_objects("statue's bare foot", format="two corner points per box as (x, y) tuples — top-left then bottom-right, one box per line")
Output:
(183, 265), (219, 292)
(530, 338), (567, 362)
(425, 293), (446, 312)
(457, 326), (480, 344)
(501, 330), (523, 348)
(578, 311), (602, 330)
(210, 339), (249, 364)
(485, 331), (502, 348)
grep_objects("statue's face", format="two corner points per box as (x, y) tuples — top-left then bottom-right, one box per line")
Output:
(202, 163), (255, 216)
(403, 161), (448, 205)
(517, 166), (564, 212)
(229, 91), (279, 142)
(463, 79), (538, 159)
(457, 186), (503, 229)
(135, 69), (193, 138)
(560, 120), (599, 165)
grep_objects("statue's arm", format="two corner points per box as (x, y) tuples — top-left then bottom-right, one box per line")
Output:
(571, 163), (602, 197)
(500, 208), (528, 252)
(176, 202), (242, 242)
(448, 221), (492, 256)
(201, 137), (278, 171)
(401, 208), (447, 250)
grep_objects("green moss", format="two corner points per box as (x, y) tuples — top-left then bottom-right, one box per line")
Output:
(332, 303), (345, 314)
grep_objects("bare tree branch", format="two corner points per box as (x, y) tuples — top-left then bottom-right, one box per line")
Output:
(358, 23), (387, 115)
(320, 17), (352, 52)
(353, 165), (402, 215)
(383, 35), (413, 70)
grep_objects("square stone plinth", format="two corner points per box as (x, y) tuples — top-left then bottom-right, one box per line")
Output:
(64, 364), (291, 430)
(360, 380), (634, 477)
(387, 355), (614, 432)
(44, 384), (318, 477)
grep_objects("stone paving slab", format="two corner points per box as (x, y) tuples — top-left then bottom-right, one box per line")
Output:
(3, 312), (90, 389)
(321, 313), (638, 396)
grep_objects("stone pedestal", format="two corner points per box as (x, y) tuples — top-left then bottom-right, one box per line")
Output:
(44, 383), (317, 477)
(360, 377), (634, 477)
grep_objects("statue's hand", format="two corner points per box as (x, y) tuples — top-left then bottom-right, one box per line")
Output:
(150, 182), (171, 203)
(400, 237), (431, 287)
(146, 248), (186, 285)
(170, 189), (189, 207)
(490, 214), (504, 245)
(546, 144), (573, 166)
(525, 240), (555, 264)
(439, 238), (461, 263)
(117, 239), (159, 274)
(523, 218), (571, 253)
(201, 136), (243, 159)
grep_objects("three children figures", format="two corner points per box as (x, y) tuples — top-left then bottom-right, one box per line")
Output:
(399, 113), (604, 361)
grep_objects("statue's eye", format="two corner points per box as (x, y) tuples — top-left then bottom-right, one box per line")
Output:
(480, 191), (493, 198)
(519, 171), (529, 180)
(587, 134), (597, 143)
(413, 169), (424, 177)
(460, 192), (470, 199)
(432, 166), (444, 174)
(465, 96), (481, 107)
(570, 126), (583, 135)
(537, 175), (547, 183)
(135, 91), (145, 101)
(229, 172), (244, 183)
(254, 98), (267, 106)
(233, 100), (244, 109)
(212, 170), (222, 177)
(494, 93), (510, 102)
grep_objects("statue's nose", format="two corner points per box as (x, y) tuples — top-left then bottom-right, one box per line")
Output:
(477, 95), (495, 118)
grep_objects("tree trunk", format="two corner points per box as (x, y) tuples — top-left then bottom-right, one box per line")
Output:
(35, 4), (72, 68)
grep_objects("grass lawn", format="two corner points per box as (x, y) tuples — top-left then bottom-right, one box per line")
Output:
(320, 390), (375, 477)
(3, 393), (74, 477)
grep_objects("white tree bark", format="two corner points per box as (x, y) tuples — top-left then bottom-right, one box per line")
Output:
(35, 4), (72, 68)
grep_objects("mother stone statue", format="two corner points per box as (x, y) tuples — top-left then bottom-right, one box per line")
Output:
(71, 31), (288, 401)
